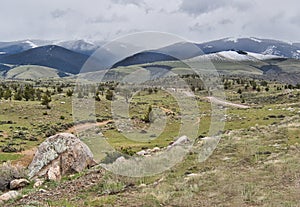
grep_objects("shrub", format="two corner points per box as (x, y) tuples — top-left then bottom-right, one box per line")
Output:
(1, 145), (18, 153)
(0, 162), (27, 191)
(101, 151), (129, 164)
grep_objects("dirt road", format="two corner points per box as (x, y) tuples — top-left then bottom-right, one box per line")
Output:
(206, 96), (250, 109)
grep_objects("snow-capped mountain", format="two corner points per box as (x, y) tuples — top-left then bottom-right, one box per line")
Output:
(0, 37), (300, 78)
(54, 40), (104, 55)
(0, 40), (52, 55)
(0, 39), (104, 55)
(197, 37), (300, 59)
(111, 37), (298, 68)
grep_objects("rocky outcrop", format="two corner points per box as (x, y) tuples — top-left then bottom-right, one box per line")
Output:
(28, 133), (96, 181)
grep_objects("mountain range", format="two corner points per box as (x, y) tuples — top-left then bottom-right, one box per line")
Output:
(0, 37), (300, 80)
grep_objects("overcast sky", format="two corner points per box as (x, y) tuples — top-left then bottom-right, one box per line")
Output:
(0, 0), (299, 43)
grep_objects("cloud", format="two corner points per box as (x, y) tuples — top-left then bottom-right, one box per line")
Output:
(0, 0), (299, 43)
(51, 9), (71, 19)
(179, 0), (251, 15)
(110, 0), (144, 6)
(219, 19), (233, 25)
(87, 14), (127, 24)
(290, 15), (300, 27)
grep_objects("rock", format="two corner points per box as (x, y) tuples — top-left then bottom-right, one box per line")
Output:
(33, 179), (44, 188)
(171, 135), (190, 147)
(139, 183), (147, 188)
(115, 156), (126, 163)
(47, 165), (61, 181)
(151, 147), (160, 153)
(186, 173), (200, 177)
(0, 190), (20, 203)
(9, 178), (30, 190)
(38, 188), (47, 193)
(28, 133), (96, 180)
(136, 150), (146, 156)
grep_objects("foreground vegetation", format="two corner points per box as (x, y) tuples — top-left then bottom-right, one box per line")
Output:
(0, 74), (300, 206)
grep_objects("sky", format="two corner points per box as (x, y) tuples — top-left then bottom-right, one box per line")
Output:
(0, 0), (299, 43)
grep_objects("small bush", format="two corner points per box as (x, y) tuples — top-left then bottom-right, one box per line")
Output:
(0, 162), (27, 191)
(1, 145), (18, 153)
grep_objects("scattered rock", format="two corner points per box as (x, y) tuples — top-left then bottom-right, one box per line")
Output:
(38, 189), (47, 193)
(28, 133), (96, 181)
(0, 190), (20, 204)
(22, 194), (29, 199)
(221, 157), (231, 161)
(289, 145), (297, 150)
(33, 179), (44, 188)
(186, 173), (199, 177)
(139, 183), (147, 188)
(115, 156), (126, 163)
(171, 135), (190, 147)
(151, 147), (160, 153)
(10, 178), (30, 190)
(136, 150), (147, 156)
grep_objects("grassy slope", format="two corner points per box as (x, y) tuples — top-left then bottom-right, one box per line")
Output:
(1, 78), (300, 206)
(5, 65), (63, 79)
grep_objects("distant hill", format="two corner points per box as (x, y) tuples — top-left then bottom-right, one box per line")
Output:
(4, 65), (70, 79)
(111, 37), (300, 68)
(111, 51), (178, 68)
(0, 37), (300, 80)
(0, 45), (89, 74)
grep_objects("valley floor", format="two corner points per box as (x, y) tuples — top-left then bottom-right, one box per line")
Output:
(1, 78), (300, 206)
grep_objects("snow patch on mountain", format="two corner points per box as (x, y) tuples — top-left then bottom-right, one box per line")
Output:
(190, 50), (281, 62)
(204, 45), (213, 49)
(263, 46), (281, 56)
(0, 52), (6, 54)
(247, 52), (281, 60)
(292, 51), (300, 59)
(224, 37), (239, 43)
(23, 40), (38, 48)
(249, 37), (262, 43)
(218, 51), (256, 61)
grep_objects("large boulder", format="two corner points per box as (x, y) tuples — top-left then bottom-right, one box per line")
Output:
(28, 133), (96, 181)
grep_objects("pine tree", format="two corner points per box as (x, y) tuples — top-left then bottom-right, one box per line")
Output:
(3, 89), (12, 100)
(143, 105), (152, 123)
(14, 90), (23, 101)
(105, 90), (113, 101)
(41, 94), (51, 109)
